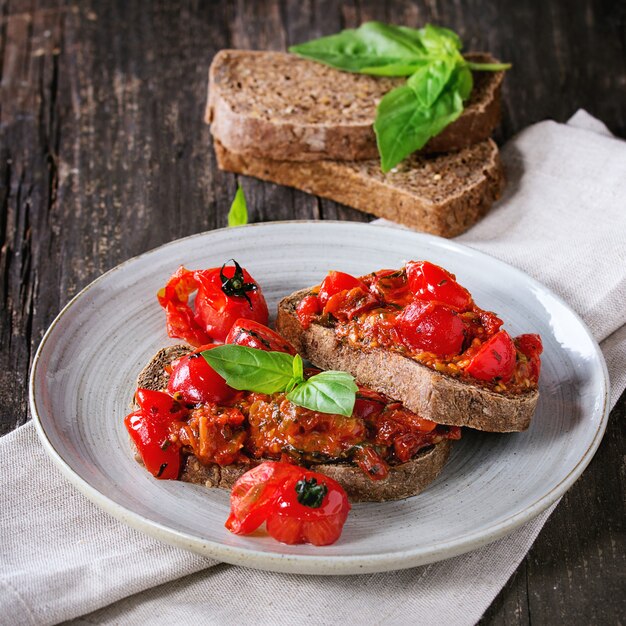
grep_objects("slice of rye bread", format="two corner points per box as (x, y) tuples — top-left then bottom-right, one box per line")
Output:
(132, 344), (452, 502)
(214, 138), (504, 238)
(206, 50), (504, 161)
(276, 290), (539, 432)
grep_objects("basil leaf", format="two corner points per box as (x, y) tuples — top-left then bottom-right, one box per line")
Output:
(374, 82), (463, 172)
(415, 24), (463, 56)
(227, 184), (248, 227)
(202, 345), (294, 394)
(289, 21), (427, 76)
(406, 57), (455, 108)
(286, 370), (358, 418)
(453, 64), (474, 101)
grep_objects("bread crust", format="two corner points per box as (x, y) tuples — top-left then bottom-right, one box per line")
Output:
(207, 50), (503, 161)
(132, 345), (452, 502)
(214, 138), (505, 238)
(276, 290), (539, 432)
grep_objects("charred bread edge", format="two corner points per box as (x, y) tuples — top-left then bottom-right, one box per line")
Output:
(131, 344), (452, 502)
(213, 139), (505, 239)
(276, 289), (539, 433)
(206, 51), (503, 161)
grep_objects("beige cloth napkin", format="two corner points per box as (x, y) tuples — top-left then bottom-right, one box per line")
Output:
(1, 111), (624, 626)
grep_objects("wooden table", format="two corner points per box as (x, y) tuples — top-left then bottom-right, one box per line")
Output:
(1, 1), (623, 622)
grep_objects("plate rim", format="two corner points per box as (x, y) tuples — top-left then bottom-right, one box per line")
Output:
(29, 221), (611, 575)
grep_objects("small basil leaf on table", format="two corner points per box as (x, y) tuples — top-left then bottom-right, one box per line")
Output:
(227, 184), (248, 227)
(286, 370), (358, 418)
(202, 345), (294, 394)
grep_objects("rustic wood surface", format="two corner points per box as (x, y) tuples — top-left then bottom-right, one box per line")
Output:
(1, 0), (623, 623)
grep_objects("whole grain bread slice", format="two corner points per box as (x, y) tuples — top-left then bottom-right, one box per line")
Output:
(276, 290), (539, 432)
(133, 344), (452, 502)
(207, 50), (503, 161)
(214, 138), (504, 238)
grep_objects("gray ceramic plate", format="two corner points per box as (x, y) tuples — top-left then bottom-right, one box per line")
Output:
(30, 222), (609, 575)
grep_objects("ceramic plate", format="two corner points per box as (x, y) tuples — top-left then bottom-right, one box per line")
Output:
(30, 222), (609, 575)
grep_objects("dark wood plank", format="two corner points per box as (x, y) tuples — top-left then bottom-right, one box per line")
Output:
(0, 1), (624, 623)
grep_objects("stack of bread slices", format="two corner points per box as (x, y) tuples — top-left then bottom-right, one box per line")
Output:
(206, 49), (507, 237)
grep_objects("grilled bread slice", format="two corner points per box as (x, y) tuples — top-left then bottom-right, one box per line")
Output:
(214, 138), (504, 238)
(132, 345), (453, 502)
(206, 50), (504, 161)
(276, 290), (539, 432)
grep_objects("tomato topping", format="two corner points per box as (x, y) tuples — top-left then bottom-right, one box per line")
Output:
(125, 411), (182, 479)
(323, 286), (379, 321)
(353, 388), (388, 421)
(396, 301), (465, 356)
(368, 269), (412, 306)
(515, 333), (543, 382)
(226, 462), (351, 546)
(295, 295), (321, 330)
(225, 319), (296, 355)
(406, 261), (473, 311)
(157, 260), (269, 345)
(167, 344), (235, 405)
(466, 330), (517, 382)
(318, 271), (365, 307)
(353, 446), (389, 480)
(135, 388), (188, 421)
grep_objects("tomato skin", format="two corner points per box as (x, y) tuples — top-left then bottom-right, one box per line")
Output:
(167, 344), (235, 405)
(396, 301), (465, 356)
(353, 446), (389, 480)
(225, 462), (351, 546)
(225, 319), (296, 355)
(318, 271), (365, 307)
(124, 410), (181, 480)
(194, 265), (269, 342)
(406, 261), (473, 311)
(296, 295), (321, 329)
(135, 388), (188, 422)
(466, 330), (517, 382)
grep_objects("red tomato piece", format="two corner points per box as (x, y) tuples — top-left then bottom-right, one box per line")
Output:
(368, 269), (412, 306)
(225, 462), (295, 534)
(193, 261), (269, 342)
(466, 330), (517, 382)
(323, 286), (379, 321)
(396, 301), (465, 356)
(124, 410), (181, 479)
(225, 319), (297, 355)
(295, 295), (321, 329)
(318, 271), (365, 307)
(352, 446), (389, 480)
(406, 261), (473, 311)
(515, 333), (543, 382)
(135, 388), (188, 422)
(167, 344), (235, 405)
(353, 388), (388, 421)
(157, 266), (213, 347)
(225, 462), (351, 546)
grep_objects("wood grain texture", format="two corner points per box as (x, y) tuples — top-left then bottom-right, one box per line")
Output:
(0, 0), (623, 623)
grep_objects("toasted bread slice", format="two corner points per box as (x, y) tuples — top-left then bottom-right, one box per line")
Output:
(133, 345), (452, 502)
(206, 50), (503, 161)
(214, 138), (504, 238)
(276, 289), (539, 432)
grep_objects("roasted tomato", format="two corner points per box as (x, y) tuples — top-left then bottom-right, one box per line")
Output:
(295, 295), (321, 329)
(515, 333), (543, 382)
(226, 319), (297, 355)
(226, 462), (351, 546)
(318, 271), (366, 307)
(396, 301), (465, 356)
(368, 269), (412, 306)
(465, 330), (517, 382)
(406, 261), (473, 311)
(157, 260), (269, 345)
(167, 344), (235, 405)
(323, 286), (379, 321)
(124, 389), (187, 479)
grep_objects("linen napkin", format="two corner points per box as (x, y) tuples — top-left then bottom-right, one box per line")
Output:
(1, 110), (624, 626)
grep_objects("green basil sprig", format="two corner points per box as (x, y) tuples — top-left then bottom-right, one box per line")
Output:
(227, 184), (248, 227)
(202, 345), (358, 417)
(290, 22), (510, 172)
